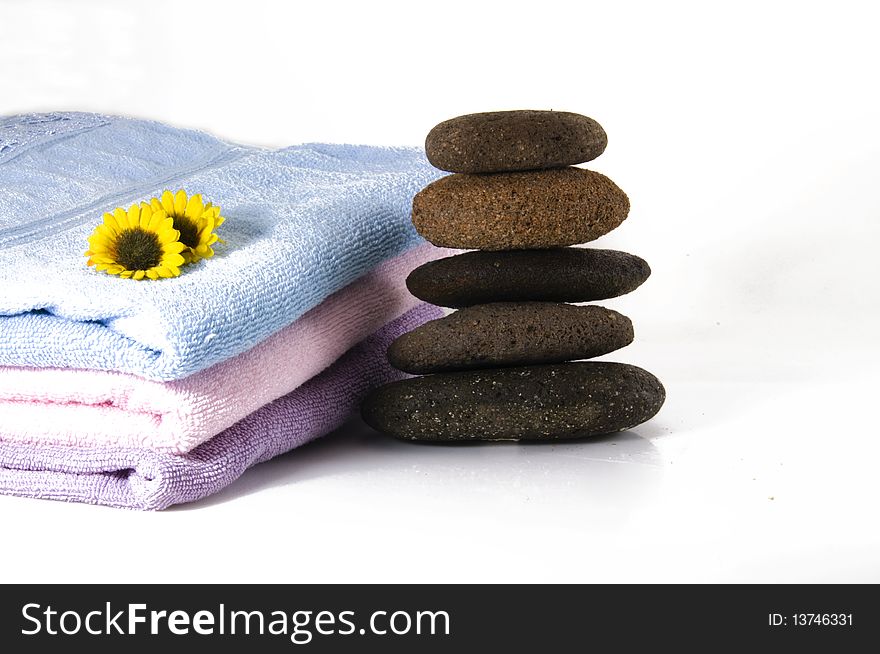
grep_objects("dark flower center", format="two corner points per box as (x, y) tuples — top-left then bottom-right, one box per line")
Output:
(115, 228), (163, 271)
(174, 216), (200, 249)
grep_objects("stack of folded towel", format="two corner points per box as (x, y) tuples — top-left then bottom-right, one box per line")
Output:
(0, 112), (445, 509)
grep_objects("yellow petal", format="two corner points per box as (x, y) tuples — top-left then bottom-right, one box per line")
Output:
(102, 212), (120, 233)
(146, 269), (159, 280)
(139, 206), (152, 229)
(119, 270), (134, 279)
(147, 209), (164, 231)
(128, 204), (141, 225)
(87, 241), (111, 255)
(157, 221), (177, 241)
(185, 193), (204, 219)
(174, 190), (187, 215)
(88, 235), (111, 248)
(89, 230), (113, 246)
(112, 207), (129, 230)
(161, 190), (176, 215)
(164, 253), (186, 267)
(133, 270), (146, 280)
(162, 241), (186, 254)
(158, 230), (179, 246)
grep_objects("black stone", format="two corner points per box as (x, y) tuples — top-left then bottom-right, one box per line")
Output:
(425, 110), (608, 173)
(387, 303), (633, 374)
(362, 362), (666, 441)
(407, 248), (651, 308)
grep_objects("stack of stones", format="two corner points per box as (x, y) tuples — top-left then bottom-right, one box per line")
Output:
(363, 110), (665, 441)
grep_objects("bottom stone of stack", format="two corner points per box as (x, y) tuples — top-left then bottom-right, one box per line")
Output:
(361, 361), (665, 442)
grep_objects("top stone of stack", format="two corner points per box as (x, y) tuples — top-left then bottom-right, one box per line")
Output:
(425, 110), (607, 174)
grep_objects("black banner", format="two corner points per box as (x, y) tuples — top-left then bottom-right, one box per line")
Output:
(0, 584), (875, 651)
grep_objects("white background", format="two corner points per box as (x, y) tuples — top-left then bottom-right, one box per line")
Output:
(1, 0), (878, 582)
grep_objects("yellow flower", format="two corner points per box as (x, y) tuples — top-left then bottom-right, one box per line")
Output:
(148, 190), (224, 264)
(85, 204), (186, 280)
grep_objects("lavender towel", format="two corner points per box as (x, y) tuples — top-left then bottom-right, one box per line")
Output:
(0, 304), (440, 510)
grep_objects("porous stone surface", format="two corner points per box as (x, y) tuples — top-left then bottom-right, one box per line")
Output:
(406, 248), (651, 307)
(425, 110), (608, 173)
(361, 362), (666, 441)
(411, 168), (629, 250)
(387, 303), (633, 374)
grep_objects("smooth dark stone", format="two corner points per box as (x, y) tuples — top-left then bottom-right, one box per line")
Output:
(362, 362), (666, 441)
(387, 303), (633, 374)
(406, 248), (651, 308)
(412, 168), (630, 250)
(425, 110), (607, 173)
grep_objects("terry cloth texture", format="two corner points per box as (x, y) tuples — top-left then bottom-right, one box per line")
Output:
(0, 112), (444, 380)
(0, 244), (447, 453)
(0, 304), (440, 510)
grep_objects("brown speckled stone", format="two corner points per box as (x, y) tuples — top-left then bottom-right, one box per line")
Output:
(361, 362), (665, 441)
(425, 110), (608, 173)
(406, 248), (651, 308)
(412, 168), (630, 250)
(387, 303), (633, 374)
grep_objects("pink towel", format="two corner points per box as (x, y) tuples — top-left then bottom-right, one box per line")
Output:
(0, 305), (441, 510)
(0, 244), (447, 454)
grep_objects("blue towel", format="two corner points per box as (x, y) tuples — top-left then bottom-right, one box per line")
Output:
(0, 112), (441, 380)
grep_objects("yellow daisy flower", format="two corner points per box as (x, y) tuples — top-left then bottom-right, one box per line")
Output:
(85, 204), (186, 280)
(149, 190), (224, 264)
